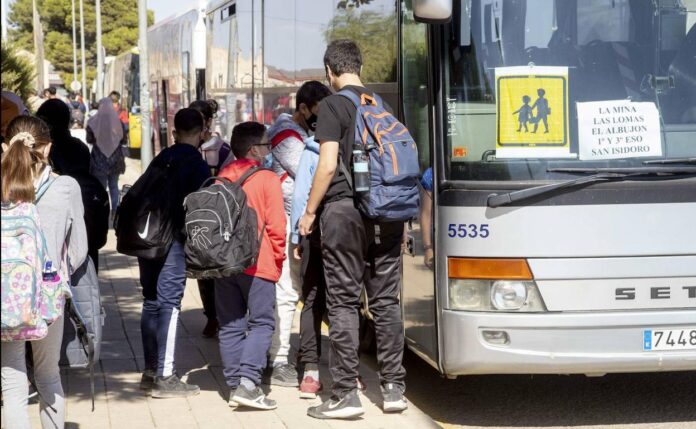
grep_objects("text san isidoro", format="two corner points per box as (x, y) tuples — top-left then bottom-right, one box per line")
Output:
(578, 100), (661, 160)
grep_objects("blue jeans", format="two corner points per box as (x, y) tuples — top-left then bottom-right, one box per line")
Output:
(94, 171), (120, 212)
(138, 240), (186, 377)
(215, 274), (276, 388)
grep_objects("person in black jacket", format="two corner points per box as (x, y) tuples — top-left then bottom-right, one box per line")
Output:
(37, 99), (91, 176)
(137, 108), (210, 398)
(37, 98), (109, 272)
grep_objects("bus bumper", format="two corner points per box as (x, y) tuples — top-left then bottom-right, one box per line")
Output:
(440, 309), (696, 375)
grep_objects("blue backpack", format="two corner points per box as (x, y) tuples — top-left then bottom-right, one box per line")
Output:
(338, 89), (420, 221)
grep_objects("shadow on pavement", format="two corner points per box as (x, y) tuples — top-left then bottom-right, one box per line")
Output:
(399, 349), (696, 427)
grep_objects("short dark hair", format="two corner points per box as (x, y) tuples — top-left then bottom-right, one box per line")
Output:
(90, 101), (99, 110)
(323, 39), (362, 77)
(231, 121), (266, 159)
(45, 87), (57, 96)
(189, 100), (214, 121)
(109, 91), (121, 103)
(174, 108), (204, 137)
(296, 81), (332, 111)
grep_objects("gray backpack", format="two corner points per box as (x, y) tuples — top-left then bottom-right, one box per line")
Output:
(60, 256), (104, 410)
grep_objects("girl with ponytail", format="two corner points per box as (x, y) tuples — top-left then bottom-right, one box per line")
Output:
(1, 116), (87, 429)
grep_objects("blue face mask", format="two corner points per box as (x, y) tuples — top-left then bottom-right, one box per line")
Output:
(263, 153), (273, 168)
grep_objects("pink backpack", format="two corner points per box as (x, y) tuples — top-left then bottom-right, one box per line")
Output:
(1, 197), (69, 341)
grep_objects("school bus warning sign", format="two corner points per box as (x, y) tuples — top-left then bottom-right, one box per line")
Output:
(496, 66), (570, 158)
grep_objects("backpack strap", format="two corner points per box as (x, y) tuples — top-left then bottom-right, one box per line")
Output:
(236, 166), (268, 186)
(337, 89), (362, 107)
(35, 176), (57, 203)
(337, 88), (381, 108)
(338, 156), (354, 191)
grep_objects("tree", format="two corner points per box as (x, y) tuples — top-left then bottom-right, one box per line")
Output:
(1, 43), (36, 106)
(325, 8), (397, 84)
(8, 0), (154, 89)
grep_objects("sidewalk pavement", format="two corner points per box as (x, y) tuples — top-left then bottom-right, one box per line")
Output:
(16, 158), (441, 429)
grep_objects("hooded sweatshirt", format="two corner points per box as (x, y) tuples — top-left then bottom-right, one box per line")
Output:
(218, 158), (286, 282)
(266, 113), (308, 215)
(289, 136), (320, 245)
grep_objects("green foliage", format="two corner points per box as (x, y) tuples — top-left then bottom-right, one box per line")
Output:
(8, 0), (154, 90)
(1, 43), (36, 105)
(337, 0), (374, 8)
(325, 8), (397, 83)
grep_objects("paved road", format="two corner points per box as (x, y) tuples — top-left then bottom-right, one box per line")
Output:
(396, 350), (696, 429)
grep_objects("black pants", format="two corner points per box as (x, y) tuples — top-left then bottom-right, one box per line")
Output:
(197, 279), (216, 320)
(320, 198), (406, 397)
(297, 230), (326, 366)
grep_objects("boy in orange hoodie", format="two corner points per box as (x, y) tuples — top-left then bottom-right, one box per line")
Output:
(216, 122), (286, 410)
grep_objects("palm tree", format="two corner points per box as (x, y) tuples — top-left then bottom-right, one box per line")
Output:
(1, 43), (36, 108)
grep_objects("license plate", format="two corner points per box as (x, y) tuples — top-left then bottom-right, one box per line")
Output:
(643, 328), (696, 351)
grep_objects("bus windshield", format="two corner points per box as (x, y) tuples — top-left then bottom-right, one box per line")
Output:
(444, 0), (696, 182)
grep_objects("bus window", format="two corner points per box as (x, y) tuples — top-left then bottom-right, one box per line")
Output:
(443, 0), (696, 181)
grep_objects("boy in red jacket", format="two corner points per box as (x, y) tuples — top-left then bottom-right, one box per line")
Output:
(216, 122), (286, 410)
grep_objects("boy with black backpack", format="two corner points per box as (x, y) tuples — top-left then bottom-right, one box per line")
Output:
(298, 39), (419, 419)
(127, 108), (210, 398)
(215, 122), (286, 410)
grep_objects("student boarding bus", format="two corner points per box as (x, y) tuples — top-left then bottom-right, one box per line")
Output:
(208, 0), (696, 377)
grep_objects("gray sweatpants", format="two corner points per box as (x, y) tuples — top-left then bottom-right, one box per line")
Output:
(1, 316), (65, 429)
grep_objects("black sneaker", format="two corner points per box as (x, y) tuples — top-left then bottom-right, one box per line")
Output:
(307, 389), (364, 420)
(150, 374), (200, 398)
(262, 363), (299, 387)
(381, 383), (407, 412)
(140, 370), (156, 391)
(231, 384), (277, 410)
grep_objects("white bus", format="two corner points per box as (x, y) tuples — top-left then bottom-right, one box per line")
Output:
(148, 5), (207, 151)
(207, 0), (696, 376)
(404, 0), (696, 376)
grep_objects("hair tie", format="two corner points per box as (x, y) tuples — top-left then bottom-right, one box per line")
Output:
(9, 132), (36, 148)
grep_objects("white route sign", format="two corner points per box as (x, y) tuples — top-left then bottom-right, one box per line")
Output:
(578, 100), (662, 160)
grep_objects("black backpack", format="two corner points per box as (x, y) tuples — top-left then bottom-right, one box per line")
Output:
(114, 151), (194, 260)
(183, 167), (264, 278)
(72, 173), (109, 251)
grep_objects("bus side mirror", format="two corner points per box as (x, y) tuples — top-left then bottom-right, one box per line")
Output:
(413, 0), (453, 23)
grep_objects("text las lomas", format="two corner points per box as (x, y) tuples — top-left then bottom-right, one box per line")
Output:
(578, 100), (661, 160)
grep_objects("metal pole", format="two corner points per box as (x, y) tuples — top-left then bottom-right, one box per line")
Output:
(96, 0), (103, 100)
(79, 0), (88, 103)
(32, 0), (45, 93)
(2, 0), (8, 42)
(138, 0), (152, 167)
(72, 0), (78, 87)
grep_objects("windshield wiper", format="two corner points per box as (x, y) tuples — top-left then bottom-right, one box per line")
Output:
(643, 158), (696, 165)
(487, 166), (696, 208)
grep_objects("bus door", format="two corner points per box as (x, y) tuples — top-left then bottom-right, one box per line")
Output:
(400, 0), (439, 371)
(196, 69), (206, 101)
(151, 81), (163, 154)
(158, 80), (170, 148)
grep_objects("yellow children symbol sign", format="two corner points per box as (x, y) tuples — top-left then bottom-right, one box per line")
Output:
(496, 66), (570, 158)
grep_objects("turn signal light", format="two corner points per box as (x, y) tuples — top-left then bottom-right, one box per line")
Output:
(447, 258), (533, 280)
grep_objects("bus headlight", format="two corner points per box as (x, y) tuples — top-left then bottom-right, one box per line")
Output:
(448, 279), (546, 312)
(490, 281), (527, 309)
(449, 280), (490, 310)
